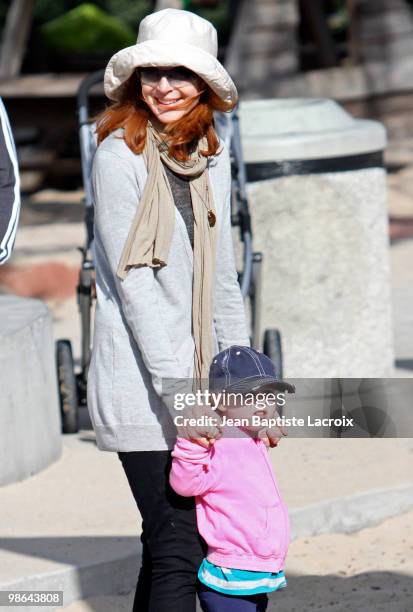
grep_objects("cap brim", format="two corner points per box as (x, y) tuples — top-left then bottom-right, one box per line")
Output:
(223, 376), (296, 395)
(104, 39), (237, 105)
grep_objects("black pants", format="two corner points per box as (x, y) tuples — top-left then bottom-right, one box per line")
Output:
(118, 450), (207, 612)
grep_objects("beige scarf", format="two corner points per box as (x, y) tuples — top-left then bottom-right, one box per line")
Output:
(116, 122), (218, 390)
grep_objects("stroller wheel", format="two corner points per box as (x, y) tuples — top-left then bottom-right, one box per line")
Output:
(56, 340), (79, 434)
(263, 329), (283, 378)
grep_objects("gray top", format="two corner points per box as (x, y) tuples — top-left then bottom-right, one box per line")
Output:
(163, 162), (194, 249)
(87, 127), (250, 452)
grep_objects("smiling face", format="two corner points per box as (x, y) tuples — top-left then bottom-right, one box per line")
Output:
(139, 66), (203, 129)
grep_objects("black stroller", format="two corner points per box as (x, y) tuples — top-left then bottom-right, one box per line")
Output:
(56, 70), (283, 433)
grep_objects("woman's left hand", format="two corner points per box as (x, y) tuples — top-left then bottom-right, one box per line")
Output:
(176, 403), (223, 448)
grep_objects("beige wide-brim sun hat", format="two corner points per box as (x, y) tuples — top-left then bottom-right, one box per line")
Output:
(104, 8), (238, 105)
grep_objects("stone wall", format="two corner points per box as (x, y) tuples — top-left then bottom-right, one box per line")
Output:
(225, 0), (299, 96)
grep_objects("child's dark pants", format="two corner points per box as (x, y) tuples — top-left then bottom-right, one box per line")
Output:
(197, 581), (269, 611)
(118, 450), (207, 612)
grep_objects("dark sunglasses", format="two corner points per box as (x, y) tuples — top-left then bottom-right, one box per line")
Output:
(138, 66), (199, 87)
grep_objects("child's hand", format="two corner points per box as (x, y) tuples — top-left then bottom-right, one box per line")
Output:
(257, 410), (288, 448)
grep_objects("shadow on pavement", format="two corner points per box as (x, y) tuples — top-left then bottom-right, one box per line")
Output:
(0, 536), (140, 607)
(267, 571), (412, 611)
(0, 535), (411, 611)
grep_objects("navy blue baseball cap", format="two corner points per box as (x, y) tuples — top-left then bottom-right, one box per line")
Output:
(209, 345), (295, 394)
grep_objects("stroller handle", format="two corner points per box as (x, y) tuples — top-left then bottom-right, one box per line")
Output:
(77, 69), (106, 126)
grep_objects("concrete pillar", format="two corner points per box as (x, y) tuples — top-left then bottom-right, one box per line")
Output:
(0, 296), (62, 486)
(239, 98), (394, 379)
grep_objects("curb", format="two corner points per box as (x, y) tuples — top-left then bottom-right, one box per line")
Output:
(0, 541), (140, 612)
(290, 482), (413, 539)
(2, 483), (412, 611)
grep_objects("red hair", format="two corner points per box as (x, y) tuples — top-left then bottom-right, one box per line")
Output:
(94, 71), (236, 162)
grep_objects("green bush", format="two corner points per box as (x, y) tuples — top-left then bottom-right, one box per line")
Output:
(40, 3), (136, 53)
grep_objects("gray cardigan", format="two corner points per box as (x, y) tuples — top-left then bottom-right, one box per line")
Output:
(87, 128), (250, 452)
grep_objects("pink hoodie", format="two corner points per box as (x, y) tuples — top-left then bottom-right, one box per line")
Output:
(169, 426), (290, 572)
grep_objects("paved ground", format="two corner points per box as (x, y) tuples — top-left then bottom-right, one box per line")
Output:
(60, 509), (413, 611)
(0, 433), (411, 610)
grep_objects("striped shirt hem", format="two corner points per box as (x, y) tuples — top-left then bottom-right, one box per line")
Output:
(197, 558), (287, 596)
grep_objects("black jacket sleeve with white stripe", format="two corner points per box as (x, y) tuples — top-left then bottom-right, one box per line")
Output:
(0, 97), (20, 264)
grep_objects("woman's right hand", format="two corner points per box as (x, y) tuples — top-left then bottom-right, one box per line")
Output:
(176, 403), (223, 448)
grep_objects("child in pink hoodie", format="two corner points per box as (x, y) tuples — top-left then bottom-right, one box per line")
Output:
(170, 345), (295, 612)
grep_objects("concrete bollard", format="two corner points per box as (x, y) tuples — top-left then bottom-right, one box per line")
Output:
(0, 296), (62, 486)
(239, 98), (394, 378)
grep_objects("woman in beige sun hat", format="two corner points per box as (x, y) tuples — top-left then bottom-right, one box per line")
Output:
(87, 7), (250, 612)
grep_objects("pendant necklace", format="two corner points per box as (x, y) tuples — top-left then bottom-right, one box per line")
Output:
(204, 183), (216, 227)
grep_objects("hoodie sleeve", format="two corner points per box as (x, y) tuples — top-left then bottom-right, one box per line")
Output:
(170, 437), (221, 497)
